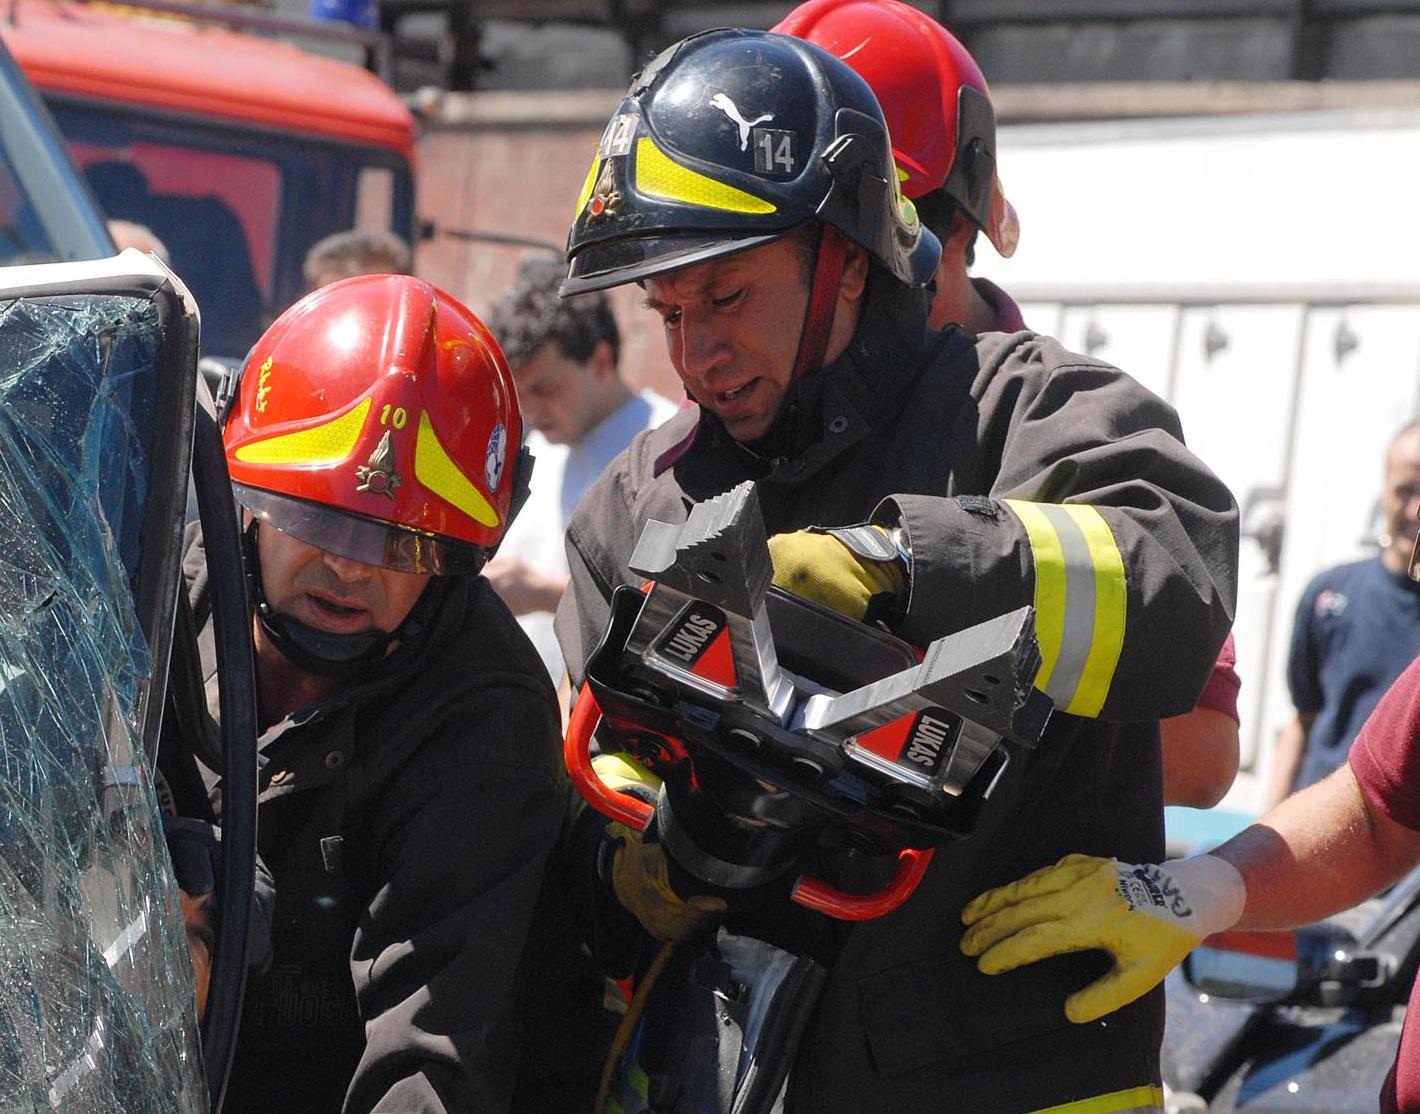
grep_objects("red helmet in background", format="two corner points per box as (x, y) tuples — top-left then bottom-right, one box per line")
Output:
(772, 0), (1019, 258)
(224, 274), (528, 576)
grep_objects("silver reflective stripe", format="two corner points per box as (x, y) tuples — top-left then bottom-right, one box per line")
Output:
(1037, 503), (1096, 709)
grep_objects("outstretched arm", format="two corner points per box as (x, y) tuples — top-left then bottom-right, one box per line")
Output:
(961, 656), (1420, 1025)
(1218, 761), (1420, 930)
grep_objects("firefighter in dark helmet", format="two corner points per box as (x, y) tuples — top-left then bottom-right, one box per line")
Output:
(555, 29), (1238, 1114)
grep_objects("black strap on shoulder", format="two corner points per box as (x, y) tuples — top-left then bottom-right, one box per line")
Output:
(156, 588), (222, 822)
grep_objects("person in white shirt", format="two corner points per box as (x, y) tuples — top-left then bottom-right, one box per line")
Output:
(484, 255), (676, 690)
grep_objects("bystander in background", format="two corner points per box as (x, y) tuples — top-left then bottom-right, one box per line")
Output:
(1264, 418), (1420, 808)
(107, 218), (170, 265)
(303, 228), (412, 290)
(484, 255), (675, 691)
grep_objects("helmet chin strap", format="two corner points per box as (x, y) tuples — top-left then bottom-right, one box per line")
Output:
(243, 521), (442, 680)
(788, 224), (851, 383)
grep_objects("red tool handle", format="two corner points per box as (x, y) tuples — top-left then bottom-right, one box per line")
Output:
(792, 847), (935, 921)
(566, 683), (934, 920)
(565, 683), (654, 831)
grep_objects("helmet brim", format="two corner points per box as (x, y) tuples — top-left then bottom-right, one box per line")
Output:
(562, 230), (787, 297)
(234, 484), (490, 576)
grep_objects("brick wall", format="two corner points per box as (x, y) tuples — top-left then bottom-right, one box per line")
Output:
(414, 123), (685, 405)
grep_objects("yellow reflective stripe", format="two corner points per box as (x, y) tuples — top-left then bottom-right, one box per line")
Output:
(626, 1061), (650, 1099)
(413, 411), (499, 528)
(1004, 499), (1066, 697)
(635, 138), (776, 215)
(1003, 499), (1127, 718)
(1027, 1084), (1165, 1114)
(575, 154), (600, 216)
(234, 398), (371, 466)
(592, 752), (661, 795)
(1060, 503), (1127, 718)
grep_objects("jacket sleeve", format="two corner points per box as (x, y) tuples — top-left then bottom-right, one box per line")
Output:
(343, 688), (565, 1114)
(880, 334), (1238, 723)
(555, 445), (653, 691)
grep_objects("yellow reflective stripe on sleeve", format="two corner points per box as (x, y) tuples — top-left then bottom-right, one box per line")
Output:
(233, 398), (371, 466)
(635, 138), (776, 215)
(1026, 1084), (1165, 1114)
(413, 412), (500, 528)
(1003, 499), (1127, 718)
(1003, 499), (1067, 696)
(1060, 502), (1127, 718)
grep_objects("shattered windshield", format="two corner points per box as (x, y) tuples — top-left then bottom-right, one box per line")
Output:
(0, 293), (204, 1111)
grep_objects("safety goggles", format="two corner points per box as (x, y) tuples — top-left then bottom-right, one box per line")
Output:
(233, 484), (490, 576)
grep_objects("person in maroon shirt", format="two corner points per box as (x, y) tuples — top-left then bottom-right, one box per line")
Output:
(1349, 652), (1420, 1111)
(957, 548), (1420, 1111)
(774, 0), (1242, 807)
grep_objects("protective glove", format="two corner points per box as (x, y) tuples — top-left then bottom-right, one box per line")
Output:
(959, 852), (1246, 1024)
(164, 816), (277, 1021)
(592, 753), (728, 942)
(767, 525), (906, 622)
(606, 822), (729, 942)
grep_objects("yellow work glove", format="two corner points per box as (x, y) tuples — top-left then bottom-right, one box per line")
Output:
(960, 852), (1246, 1024)
(606, 823), (728, 942)
(591, 753), (728, 942)
(768, 526), (905, 622)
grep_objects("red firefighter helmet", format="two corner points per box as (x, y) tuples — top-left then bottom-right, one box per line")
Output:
(772, 0), (1019, 258)
(224, 274), (528, 576)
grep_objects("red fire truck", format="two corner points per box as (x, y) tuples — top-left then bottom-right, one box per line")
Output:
(1, 0), (418, 360)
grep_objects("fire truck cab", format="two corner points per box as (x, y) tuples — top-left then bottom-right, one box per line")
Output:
(1, 0), (418, 361)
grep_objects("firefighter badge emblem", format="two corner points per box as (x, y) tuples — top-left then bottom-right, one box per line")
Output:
(355, 430), (402, 499)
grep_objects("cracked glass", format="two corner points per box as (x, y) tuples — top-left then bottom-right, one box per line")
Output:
(0, 293), (204, 1112)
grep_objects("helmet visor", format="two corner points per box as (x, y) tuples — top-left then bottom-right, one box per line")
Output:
(234, 484), (490, 576)
(563, 230), (784, 296)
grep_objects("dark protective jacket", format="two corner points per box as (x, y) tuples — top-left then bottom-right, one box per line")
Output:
(554, 279), (1238, 1113)
(181, 530), (566, 1114)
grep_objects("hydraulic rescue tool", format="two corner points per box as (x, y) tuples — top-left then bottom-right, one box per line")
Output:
(566, 480), (1054, 921)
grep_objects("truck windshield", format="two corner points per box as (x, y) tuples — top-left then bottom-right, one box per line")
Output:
(48, 99), (415, 360)
(0, 51), (111, 264)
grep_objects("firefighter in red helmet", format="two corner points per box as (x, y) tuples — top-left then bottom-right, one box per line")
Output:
(189, 275), (565, 1113)
(773, 0), (1019, 336)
